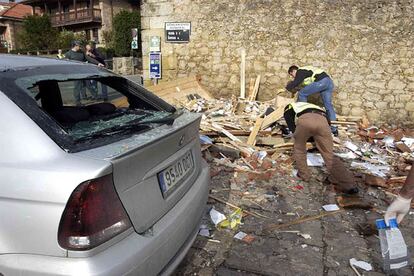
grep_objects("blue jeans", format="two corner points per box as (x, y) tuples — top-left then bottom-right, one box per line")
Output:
(73, 80), (98, 104)
(297, 77), (337, 121)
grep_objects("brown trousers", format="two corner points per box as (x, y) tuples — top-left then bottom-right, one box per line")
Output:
(293, 113), (355, 191)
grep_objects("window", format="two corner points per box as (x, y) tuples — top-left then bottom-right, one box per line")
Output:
(92, 28), (99, 42)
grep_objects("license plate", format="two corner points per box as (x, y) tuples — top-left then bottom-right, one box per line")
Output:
(158, 151), (194, 198)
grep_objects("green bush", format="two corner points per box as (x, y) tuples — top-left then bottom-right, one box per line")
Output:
(112, 10), (140, 57)
(17, 14), (58, 50)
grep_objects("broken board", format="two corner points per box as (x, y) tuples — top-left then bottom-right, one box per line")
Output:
(145, 75), (214, 105)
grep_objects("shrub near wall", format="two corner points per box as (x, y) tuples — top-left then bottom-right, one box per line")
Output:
(112, 10), (141, 57)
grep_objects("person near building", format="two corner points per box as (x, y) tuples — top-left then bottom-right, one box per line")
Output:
(57, 49), (64, 59)
(286, 65), (338, 136)
(283, 102), (359, 194)
(385, 167), (414, 224)
(65, 40), (103, 105)
(86, 41), (108, 101)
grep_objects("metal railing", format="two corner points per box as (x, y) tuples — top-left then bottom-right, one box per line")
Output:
(50, 8), (101, 26)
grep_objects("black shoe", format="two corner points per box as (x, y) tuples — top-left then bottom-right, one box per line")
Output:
(332, 128), (339, 137)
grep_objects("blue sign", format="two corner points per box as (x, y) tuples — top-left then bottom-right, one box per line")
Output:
(149, 52), (162, 79)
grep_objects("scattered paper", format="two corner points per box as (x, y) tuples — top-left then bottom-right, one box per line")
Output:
(402, 137), (414, 148)
(335, 151), (358, 159)
(383, 136), (395, 147)
(301, 244), (308, 248)
(234, 231), (247, 240)
(344, 141), (359, 152)
(210, 208), (226, 226)
(322, 204), (340, 212)
(351, 162), (390, 178)
(298, 233), (312, 239)
(198, 224), (210, 237)
(349, 258), (373, 271)
(234, 231), (255, 243)
(307, 153), (324, 167)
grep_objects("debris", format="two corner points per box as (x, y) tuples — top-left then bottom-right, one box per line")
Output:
(219, 208), (243, 229)
(198, 224), (211, 237)
(351, 162), (390, 178)
(209, 195), (270, 219)
(234, 231), (255, 243)
(209, 208), (226, 226)
(395, 142), (412, 153)
(307, 153), (325, 167)
(322, 204), (340, 212)
(298, 233), (312, 239)
(264, 210), (344, 232)
(200, 135), (213, 145)
(349, 258), (373, 271)
(364, 174), (387, 188)
(336, 196), (373, 210)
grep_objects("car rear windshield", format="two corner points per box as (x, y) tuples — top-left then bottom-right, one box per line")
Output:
(1, 65), (177, 152)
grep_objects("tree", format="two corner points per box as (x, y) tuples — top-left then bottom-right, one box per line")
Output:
(17, 14), (58, 50)
(56, 30), (88, 50)
(112, 10), (140, 57)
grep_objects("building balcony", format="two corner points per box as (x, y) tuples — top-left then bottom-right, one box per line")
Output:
(50, 8), (101, 27)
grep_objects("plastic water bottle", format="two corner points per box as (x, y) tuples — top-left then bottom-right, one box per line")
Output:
(376, 218), (410, 271)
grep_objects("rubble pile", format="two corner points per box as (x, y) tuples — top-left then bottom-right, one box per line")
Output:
(180, 95), (414, 207)
(174, 93), (414, 275)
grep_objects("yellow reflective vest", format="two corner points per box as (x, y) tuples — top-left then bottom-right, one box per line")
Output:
(286, 102), (324, 114)
(300, 66), (325, 86)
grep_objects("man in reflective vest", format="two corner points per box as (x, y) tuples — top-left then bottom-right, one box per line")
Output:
(284, 102), (358, 194)
(286, 65), (338, 136)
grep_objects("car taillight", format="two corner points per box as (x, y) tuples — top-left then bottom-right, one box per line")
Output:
(58, 174), (132, 251)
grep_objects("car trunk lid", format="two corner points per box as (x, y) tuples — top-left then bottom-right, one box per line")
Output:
(76, 112), (203, 233)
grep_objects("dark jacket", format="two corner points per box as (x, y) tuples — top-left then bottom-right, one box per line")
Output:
(64, 49), (100, 65)
(286, 69), (329, 92)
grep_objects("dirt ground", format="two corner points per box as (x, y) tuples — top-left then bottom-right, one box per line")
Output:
(173, 151), (414, 276)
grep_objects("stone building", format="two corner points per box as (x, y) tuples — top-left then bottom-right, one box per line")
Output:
(0, 2), (32, 52)
(140, 0), (414, 126)
(22, 0), (138, 45)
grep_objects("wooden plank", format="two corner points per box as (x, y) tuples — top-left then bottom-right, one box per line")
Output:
(240, 48), (246, 99)
(261, 106), (285, 130)
(145, 75), (214, 104)
(249, 75), (261, 101)
(248, 78), (255, 100)
(211, 123), (242, 142)
(146, 76), (198, 92)
(247, 117), (264, 145)
(256, 136), (286, 146)
(331, 120), (358, 126)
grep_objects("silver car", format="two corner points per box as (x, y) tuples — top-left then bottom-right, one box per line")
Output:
(0, 55), (210, 275)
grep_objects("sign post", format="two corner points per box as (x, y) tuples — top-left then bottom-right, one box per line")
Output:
(131, 28), (139, 50)
(149, 36), (161, 52)
(149, 52), (162, 85)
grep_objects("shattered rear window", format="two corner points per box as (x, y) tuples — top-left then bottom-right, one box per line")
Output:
(9, 69), (177, 152)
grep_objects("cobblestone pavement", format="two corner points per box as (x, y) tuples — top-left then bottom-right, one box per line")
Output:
(174, 160), (414, 276)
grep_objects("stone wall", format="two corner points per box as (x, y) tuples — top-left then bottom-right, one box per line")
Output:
(140, 0), (414, 126)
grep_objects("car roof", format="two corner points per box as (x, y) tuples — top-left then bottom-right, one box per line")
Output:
(0, 54), (83, 71)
